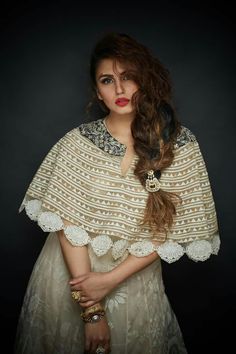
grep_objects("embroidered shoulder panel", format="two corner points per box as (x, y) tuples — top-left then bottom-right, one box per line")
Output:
(174, 126), (197, 149)
(78, 118), (126, 156)
(78, 119), (197, 155)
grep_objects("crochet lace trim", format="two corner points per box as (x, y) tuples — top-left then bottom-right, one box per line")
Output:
(23, 198), (220, 263)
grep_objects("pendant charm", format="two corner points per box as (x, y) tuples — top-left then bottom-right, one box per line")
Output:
(145, 170), (161, 192)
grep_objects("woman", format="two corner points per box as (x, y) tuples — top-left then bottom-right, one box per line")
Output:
(15, 32), (220, 354)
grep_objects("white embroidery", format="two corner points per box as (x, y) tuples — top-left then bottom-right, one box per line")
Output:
(185, 240), (212, 261)
(112, 239), (129, 260)
(38, 212), (64, 232)
(22, 198), (221, 263)
(156, 241), (185, 264)
(90, 235), (113, 257)
(211, 233), (221, 255)
(128, 241), (155, 257)
(107, 321), (114, 329)
(64, 225), (91, 246)
(25, 199), (42, 221)
(18, 196), (28, 213)
(104, 287), (127, 313)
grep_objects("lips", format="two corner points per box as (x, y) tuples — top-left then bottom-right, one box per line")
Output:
(115, 98), (130, 106)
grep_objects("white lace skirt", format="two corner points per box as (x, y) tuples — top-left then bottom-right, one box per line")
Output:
(15, 232), (188, 354)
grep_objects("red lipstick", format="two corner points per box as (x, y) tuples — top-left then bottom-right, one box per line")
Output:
(115, 98), (130, 107)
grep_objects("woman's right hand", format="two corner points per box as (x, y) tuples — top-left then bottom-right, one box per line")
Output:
(84, 316), (111, 354)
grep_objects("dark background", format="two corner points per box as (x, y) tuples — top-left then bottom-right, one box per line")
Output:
(1, 1), (235, 353)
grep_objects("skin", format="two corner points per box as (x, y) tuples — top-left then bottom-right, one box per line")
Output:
(96, 58), (137, 176)
(57, 58), (161, 354)
(96, 58), (138, 122)
(57, 220), (111, 354)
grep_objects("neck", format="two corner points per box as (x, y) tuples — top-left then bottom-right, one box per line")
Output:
(104, 113), (135, 146)
(105, 113), (134, 135)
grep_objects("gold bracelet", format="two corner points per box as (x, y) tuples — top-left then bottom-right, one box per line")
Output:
(81, 310), (106, 323)
(81, 303), (106, 323)
(83, 304), (105, 316)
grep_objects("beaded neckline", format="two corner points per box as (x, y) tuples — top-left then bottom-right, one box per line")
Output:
(78, 118), (197, 157)
(78, 118), (127, 156)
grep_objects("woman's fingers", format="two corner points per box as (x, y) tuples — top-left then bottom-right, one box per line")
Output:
(70, 290), (96, 306)
(84, 317), (111, 353)
(103, 340), (111, 353)
(70, 283), (82, 291)
(84, 336), (110, 354)
(90, 340), (99, 353)
(69, 273), (90, 285)
(100, 339), (111, 354)
(78, 296), (90, 304)
(79, 296), (87, 303)
(79, 300), (96, 308)
(84, 336), (93, 353)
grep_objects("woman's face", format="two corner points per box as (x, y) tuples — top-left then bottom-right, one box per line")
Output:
(95, 58), (139, 116)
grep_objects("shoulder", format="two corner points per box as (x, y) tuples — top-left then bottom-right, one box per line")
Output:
(57, 119), (104, 142)
(174, 125), (198, 149)
(57, 122), (198, 150)
(77, 118), (105, 137)
(52, 119), (105, 150)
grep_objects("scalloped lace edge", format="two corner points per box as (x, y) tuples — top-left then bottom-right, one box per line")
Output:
(20, 198), (221, 263)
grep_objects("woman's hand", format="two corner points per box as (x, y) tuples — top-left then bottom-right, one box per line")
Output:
(84, 316), (111, 354)
(69, 272), (115, 308)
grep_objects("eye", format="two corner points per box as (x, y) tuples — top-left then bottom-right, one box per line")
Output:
(100, 77), (113, 84)
(121, 75), (130, 81)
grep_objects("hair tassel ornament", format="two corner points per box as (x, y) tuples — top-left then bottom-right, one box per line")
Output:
(145, 170), (161, 192)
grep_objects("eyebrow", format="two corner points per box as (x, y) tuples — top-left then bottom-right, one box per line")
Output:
(98, 70), (127, 79)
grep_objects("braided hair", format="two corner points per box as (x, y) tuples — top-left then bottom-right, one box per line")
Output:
(88, 32), (182, 238)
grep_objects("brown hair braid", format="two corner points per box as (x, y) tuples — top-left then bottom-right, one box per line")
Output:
(87, 32), (182, 238)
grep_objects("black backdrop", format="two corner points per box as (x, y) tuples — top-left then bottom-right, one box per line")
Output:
(1, 1), (235, 353)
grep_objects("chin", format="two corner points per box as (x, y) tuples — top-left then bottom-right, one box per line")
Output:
(114, 107), (134, 115)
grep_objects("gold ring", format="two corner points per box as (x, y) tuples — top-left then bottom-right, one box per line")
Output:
(96, 345), (106, 354)
(71, 290), (81, 302)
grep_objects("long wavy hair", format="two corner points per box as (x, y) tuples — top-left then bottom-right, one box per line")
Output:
(87, 32), (182, 238)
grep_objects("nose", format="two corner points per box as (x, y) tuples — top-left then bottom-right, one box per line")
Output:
(115, 78), (124, 95)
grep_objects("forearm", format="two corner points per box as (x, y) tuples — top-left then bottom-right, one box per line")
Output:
(107, 250), (160, 288)
(57, 224), (103, 308)
(69, 241), (160, 307)
(57, 219), (91, 278)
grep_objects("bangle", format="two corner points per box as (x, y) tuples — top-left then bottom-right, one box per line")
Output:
(81, 303), (106, 323)
(81, 311), (106, 323)
(83, 304), (105, 316)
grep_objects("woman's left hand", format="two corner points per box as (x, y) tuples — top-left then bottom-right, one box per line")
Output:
(69, 272), (114, 308)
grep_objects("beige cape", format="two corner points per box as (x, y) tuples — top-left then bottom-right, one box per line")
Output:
(18, 120), (220, 263)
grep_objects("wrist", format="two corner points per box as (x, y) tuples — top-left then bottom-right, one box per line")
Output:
(84, 316), (107, 326)
(81, 303), (106, 323)
(106, 268), (123, 288)
(81, 311), (105, 323)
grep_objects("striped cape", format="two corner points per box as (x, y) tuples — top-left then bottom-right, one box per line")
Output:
(18, 119), (220, 263)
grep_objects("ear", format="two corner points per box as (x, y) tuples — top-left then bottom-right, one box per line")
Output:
(96, 90), (103, 100)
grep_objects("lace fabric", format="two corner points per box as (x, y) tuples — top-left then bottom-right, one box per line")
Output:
(16, 119), (221, 353)
(15, 232), (188, 354)
(18, 119), (220, 249)
(22, 198), (220, 263)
